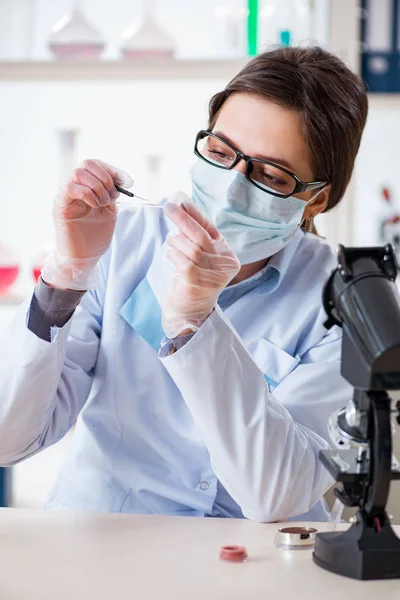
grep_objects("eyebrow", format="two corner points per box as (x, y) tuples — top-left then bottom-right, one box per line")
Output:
(213, 130), (296, 172)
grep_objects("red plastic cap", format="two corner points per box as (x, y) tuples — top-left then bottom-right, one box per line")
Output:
(220, 545), (248, 562)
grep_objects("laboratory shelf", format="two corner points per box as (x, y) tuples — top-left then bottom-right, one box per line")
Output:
(0, 59), (247, 81)
(1, 62), (400, 106)
(367, 94), (400, 108)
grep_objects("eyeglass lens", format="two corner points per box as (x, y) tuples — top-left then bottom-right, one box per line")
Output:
(197, 133), (296, 196)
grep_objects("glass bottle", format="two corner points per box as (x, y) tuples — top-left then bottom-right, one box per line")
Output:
(121, 0), (175, 59)
(48, 1), (105, 60)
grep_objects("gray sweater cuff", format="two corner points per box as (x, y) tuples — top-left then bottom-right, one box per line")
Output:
(28, 277), (86, 342)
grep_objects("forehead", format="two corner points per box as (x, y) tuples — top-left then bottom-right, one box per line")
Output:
(213, 93), (314, 179)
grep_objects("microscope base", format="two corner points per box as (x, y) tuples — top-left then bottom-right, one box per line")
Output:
(313, 514), (400, 580)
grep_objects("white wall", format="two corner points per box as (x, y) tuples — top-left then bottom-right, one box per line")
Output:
(354, 97), (400, 246)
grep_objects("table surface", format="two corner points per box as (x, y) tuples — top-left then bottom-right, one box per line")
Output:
(1, 510), (400, 600)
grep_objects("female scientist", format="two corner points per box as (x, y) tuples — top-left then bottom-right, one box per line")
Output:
(0, 46), (368, 521)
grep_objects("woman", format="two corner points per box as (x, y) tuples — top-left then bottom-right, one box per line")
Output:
(0, 46), (368, 521)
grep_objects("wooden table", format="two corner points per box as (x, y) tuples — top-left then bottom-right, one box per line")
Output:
(0, 510), (399, 599)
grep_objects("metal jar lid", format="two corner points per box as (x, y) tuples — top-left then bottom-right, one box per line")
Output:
(275, 526), (318, 550)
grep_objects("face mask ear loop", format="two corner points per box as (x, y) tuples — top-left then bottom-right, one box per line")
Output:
(299, 187), (325, 231)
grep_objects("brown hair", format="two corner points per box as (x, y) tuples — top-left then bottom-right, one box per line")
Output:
(208, 46), (368, 213)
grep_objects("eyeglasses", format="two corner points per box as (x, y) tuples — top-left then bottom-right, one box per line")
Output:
(194, 130), (327, 199)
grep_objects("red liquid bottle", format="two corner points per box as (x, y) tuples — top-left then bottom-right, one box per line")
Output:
(379, 187), (400, 262)
(31, 247), (51, 284)
(32, 267), (41, 283)
(0, 243), (19, 295)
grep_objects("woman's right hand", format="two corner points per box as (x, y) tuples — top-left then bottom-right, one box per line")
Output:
(41, 158), (133, 291)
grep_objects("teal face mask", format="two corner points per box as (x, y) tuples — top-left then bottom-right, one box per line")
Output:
(191, 159), (320, 265)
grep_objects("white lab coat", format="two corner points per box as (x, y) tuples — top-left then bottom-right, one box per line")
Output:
(0, 206), (352, 520)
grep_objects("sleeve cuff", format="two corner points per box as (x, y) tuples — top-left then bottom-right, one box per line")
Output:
(27, 277), (86, 342)
(159, 307), (232, 364)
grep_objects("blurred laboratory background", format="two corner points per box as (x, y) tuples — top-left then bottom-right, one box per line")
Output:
(0, 0), (400, 517)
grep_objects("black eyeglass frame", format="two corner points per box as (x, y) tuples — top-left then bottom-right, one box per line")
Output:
(194, 129), (327, 199)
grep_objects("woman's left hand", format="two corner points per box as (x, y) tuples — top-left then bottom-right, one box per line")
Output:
(162, 193), (240, 338)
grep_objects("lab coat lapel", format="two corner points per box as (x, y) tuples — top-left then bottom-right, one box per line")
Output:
(146, 240), (177, 306)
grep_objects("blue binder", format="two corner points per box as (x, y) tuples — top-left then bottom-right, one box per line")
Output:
(0, 468), (11, 507)
(361, 0), (400, 92)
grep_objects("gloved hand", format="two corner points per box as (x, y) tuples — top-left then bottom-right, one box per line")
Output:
(162, 192), (240, 338)
(41, 158), (133, 290)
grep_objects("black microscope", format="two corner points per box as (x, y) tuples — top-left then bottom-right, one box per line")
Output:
(312, 244), (400, 580)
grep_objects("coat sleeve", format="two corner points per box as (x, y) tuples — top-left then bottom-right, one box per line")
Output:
(0, 282), (104, 466)
(159, 306), (352, 522)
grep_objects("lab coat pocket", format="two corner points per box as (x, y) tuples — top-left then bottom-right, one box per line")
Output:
(251, 338), (301, 389)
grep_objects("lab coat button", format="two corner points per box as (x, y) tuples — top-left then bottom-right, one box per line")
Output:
(199, 481), (209, 491)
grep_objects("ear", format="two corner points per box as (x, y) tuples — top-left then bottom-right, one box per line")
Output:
(305, 184), (331, 220)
